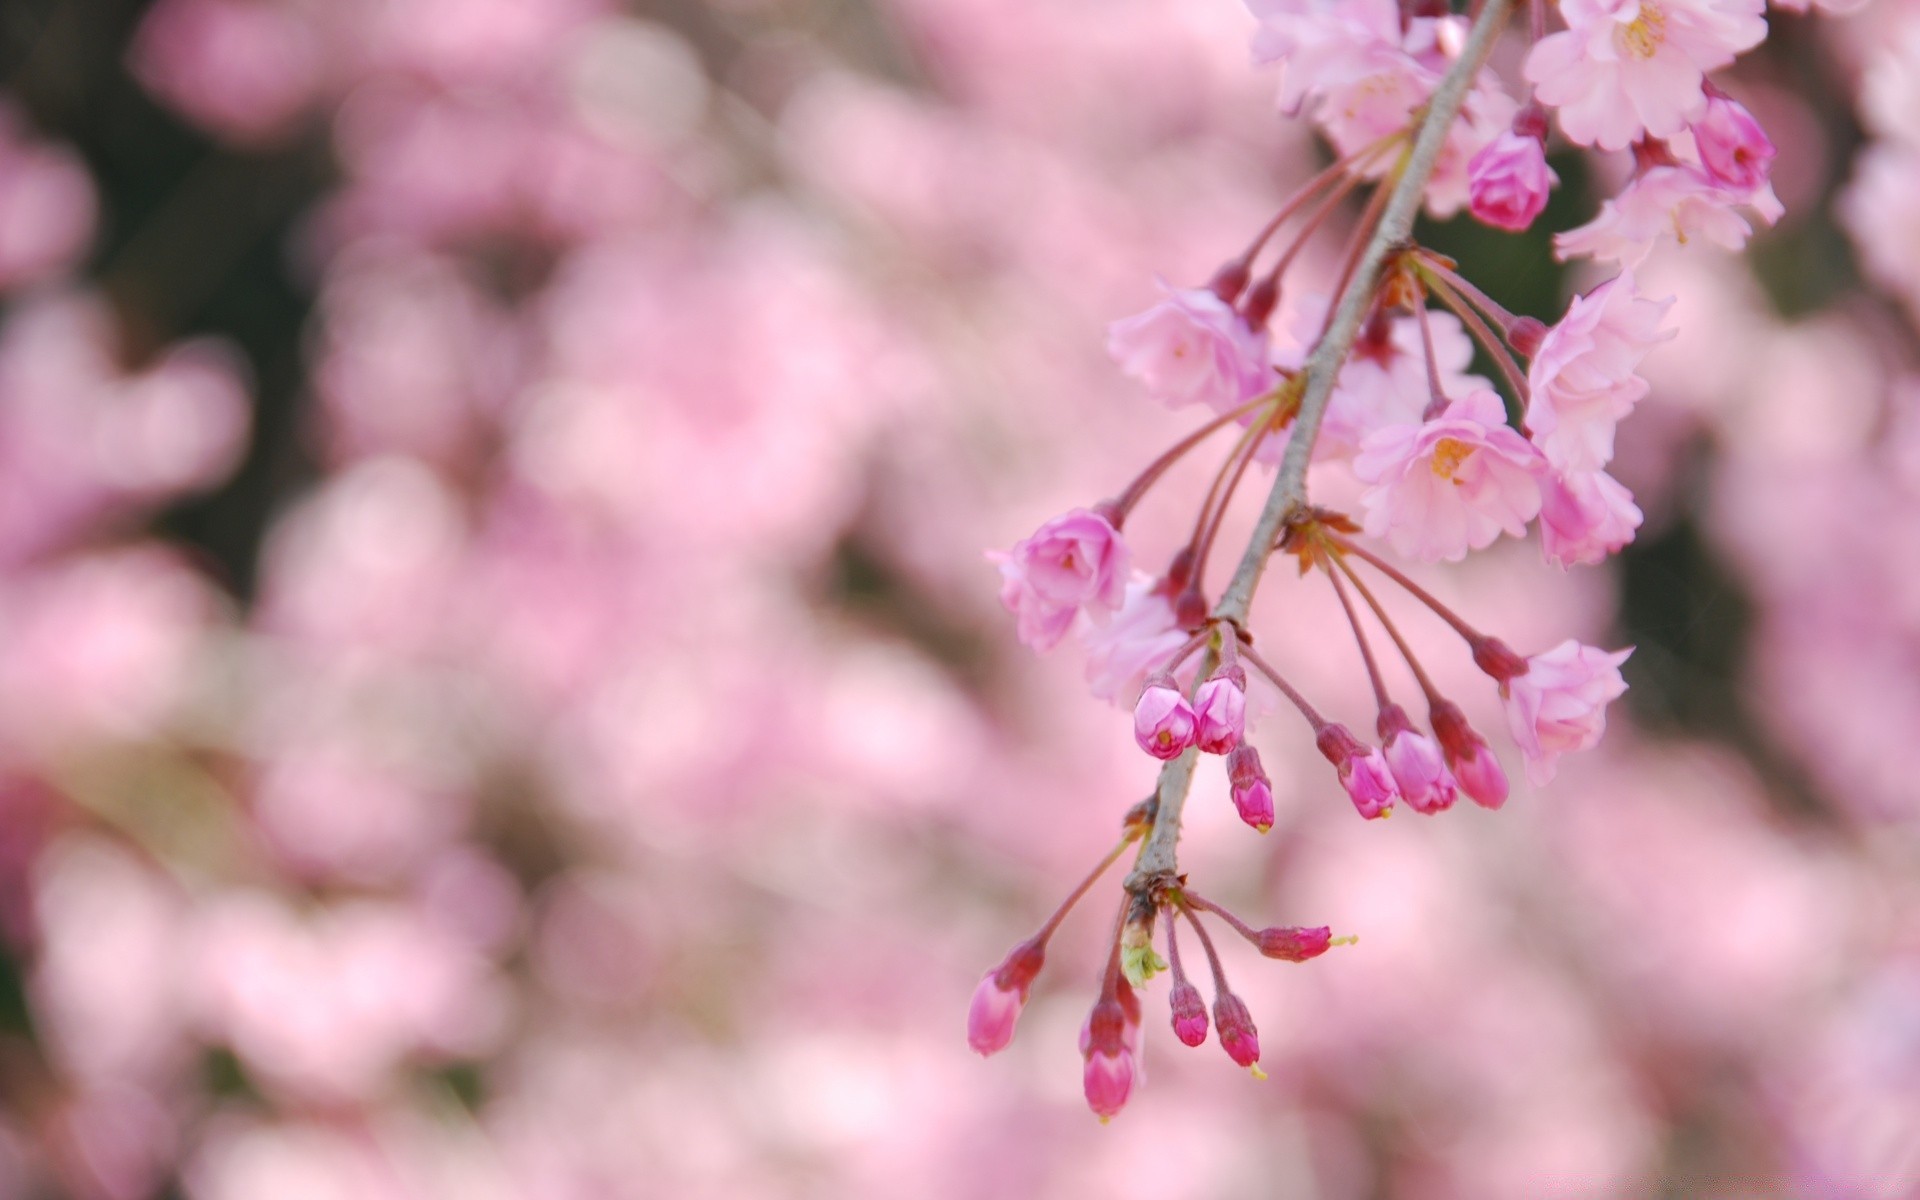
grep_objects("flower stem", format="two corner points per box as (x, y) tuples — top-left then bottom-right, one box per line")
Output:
(1330, 536), (1485, 644)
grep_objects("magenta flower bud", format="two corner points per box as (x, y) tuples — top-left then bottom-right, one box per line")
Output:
(1691, 92), (1775, 193)
(1255, 924), (1333, 963)
(1377, 705), (1457, 815)
(1467, 130), (1557, 233)
(966, 937), (1045, 1056)
(1192, 665), (1247, 754)
(1169, 979), (1209, 1047)
(1226, 744), (1275, 833)
(1213, 991), (1261, 1071)
(1430, 700), (1509, 810)
(1133, 674), (1197, 760)
(1506, 315), (1548, 359)
(1316, 724), (1399, 820)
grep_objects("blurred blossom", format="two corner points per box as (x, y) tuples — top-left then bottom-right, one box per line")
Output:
(129, 0), (324, 146)
(0, 108), (96, 291)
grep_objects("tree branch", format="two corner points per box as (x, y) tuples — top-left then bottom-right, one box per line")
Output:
(1126, 0), (1514, 892)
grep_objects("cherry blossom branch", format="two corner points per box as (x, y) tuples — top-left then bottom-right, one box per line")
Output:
(1126, 0), (1514, 893)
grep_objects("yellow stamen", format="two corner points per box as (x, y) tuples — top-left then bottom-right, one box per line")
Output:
(1249, 1064), (1269, 1082)
(1618, 4), (1667, 60)
(1429, 436), (1474, 481)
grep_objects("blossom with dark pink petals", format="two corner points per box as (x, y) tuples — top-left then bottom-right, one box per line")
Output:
(1133, 674), (1197, 761)
(1431, 700), (1510, 809)
(1378, 705), (1458, 814)
(1316, 724), (1399, 819)
(1226, 744), (1275, 832)
(1213, 991), (1262, 1071)
(967, 938), (1045, 1056)
(1255, 925), (1333, 962)
(1081, 994), (1136, 1120)
(1691, 91), (1776, 191)
(1192, 665), (1247, 754)
(1169, 980), (1209, 1047)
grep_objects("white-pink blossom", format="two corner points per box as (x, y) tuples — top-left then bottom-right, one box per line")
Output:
(1555, 164), (1782, 265)
(1352, 389), (1547, 563)
(1525, 0), (1767, 152)
(1540, 468), (1645, 568)
(1105, 282), (1271, 414)
(1501, 640), (1634, 785)
(1528, 272), (1675, 471)
(992, 508), (1129, 653)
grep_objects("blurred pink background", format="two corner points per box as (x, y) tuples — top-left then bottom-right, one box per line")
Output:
(1, 0), (1919, 1196)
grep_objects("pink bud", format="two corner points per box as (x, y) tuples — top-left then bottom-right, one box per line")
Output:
(1467, 130), (1557, 233)
(1192, 666), (1247, 754)
(1470, 636), (1529, 683)
(1316, 724), (1399, 820)
(1226, 744), (1275, 833)
(1169, 979), (1209, 1046)
(1691, 92), (1775, 193)
(1430, 700), (1509, 810)
(966, 938), (1045, 1056)
(1213, 992), (1261, 1070)
(1133, 674), (1197, 760)
(1082, 995), (1135, 1120)
(1255, 925), (1333, 962)
(1377, 704), (1459, 815)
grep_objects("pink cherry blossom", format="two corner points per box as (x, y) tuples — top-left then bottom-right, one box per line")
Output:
(1540, 468), (1645, 567)
(1555, 164), (1782, 265)
(1352, 389), (1547, 563)
(1524, 0), (1767, 152)
(1528, 272), (1675, 472)
(1105, 282), (1271, 414)
(1192, 666), (1247, 754)
(1081, 574), (1187, 704)
(1133, 675), (1198, 760)
(992, 508), (1129, 652)
(1468, 130), (1558, 232)
(1501, 640), (1634, 785)
(0, 111), (96, 292)
(1691, 91), (1776, 191)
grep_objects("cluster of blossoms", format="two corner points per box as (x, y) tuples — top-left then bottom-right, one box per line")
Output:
(976, 0), (1789, 1121)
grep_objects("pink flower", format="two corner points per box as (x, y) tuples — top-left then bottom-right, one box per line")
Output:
(1554, 164), (1782, 265)
(1691, 91), (1775, 192)
(1352, 389), (1547, 563)
(992, 508), (1129, 652)
(1192, 666), (1247, 754)
(1280, 303), (1489, 465)
(1430, 700), (1509, 809)
(1540, 468), (1644, 567)
(1168, 980), (1209, 1047)
(1468, 130), (1558, 232)
(129, 0), (324, 146)
(1105, 282), (1271, 414)
(1528, 272), (1675, 472)
(1255, 925), (1333, 962)
(1081, 575), (1187, 704)
(1133, 675), (1197, 760)
(1213, 991), (1261, 1070)
(1316, 724), (1399, 819)
(1378, 705), (1459, 814)
(968, 938), (1045, 1056)
(1501, 640), (1633, 785)
(1524, 0), (1767, 152)
(0, 112), (96, 291)
(1226, 744), (1275, 832)
(1081, 995), (1136, 1120)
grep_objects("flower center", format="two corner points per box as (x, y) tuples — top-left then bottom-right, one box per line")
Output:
(1617, 4), (1667, 60)
(1429, 436), (1475, 481)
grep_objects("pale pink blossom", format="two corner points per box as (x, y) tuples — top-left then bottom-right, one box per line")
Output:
(1353, 389), (1547, 563)
(1192, 666), (1247, 754)
(1133, 675), (1198, 760)
(1501, 640), (1634, 785)
(1168, 979), (1208, 1046)
(1212, 991), (1261, 1070)
(1540, 468), (1645, 567)
(1468, 130), (1558, 232)
(1691, 92), (1776, 191)
(1105, 282), (1271, 414)
(1081, 575), (1187, 704)
(1227, 744), (1275, 832)
(1528, 272), (1675, 471)
(992, 508), (1129, 651)
(1524, 0), (1767, 152)
(0, 112), (96, 291)
(1555, 164), (1782, 265)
